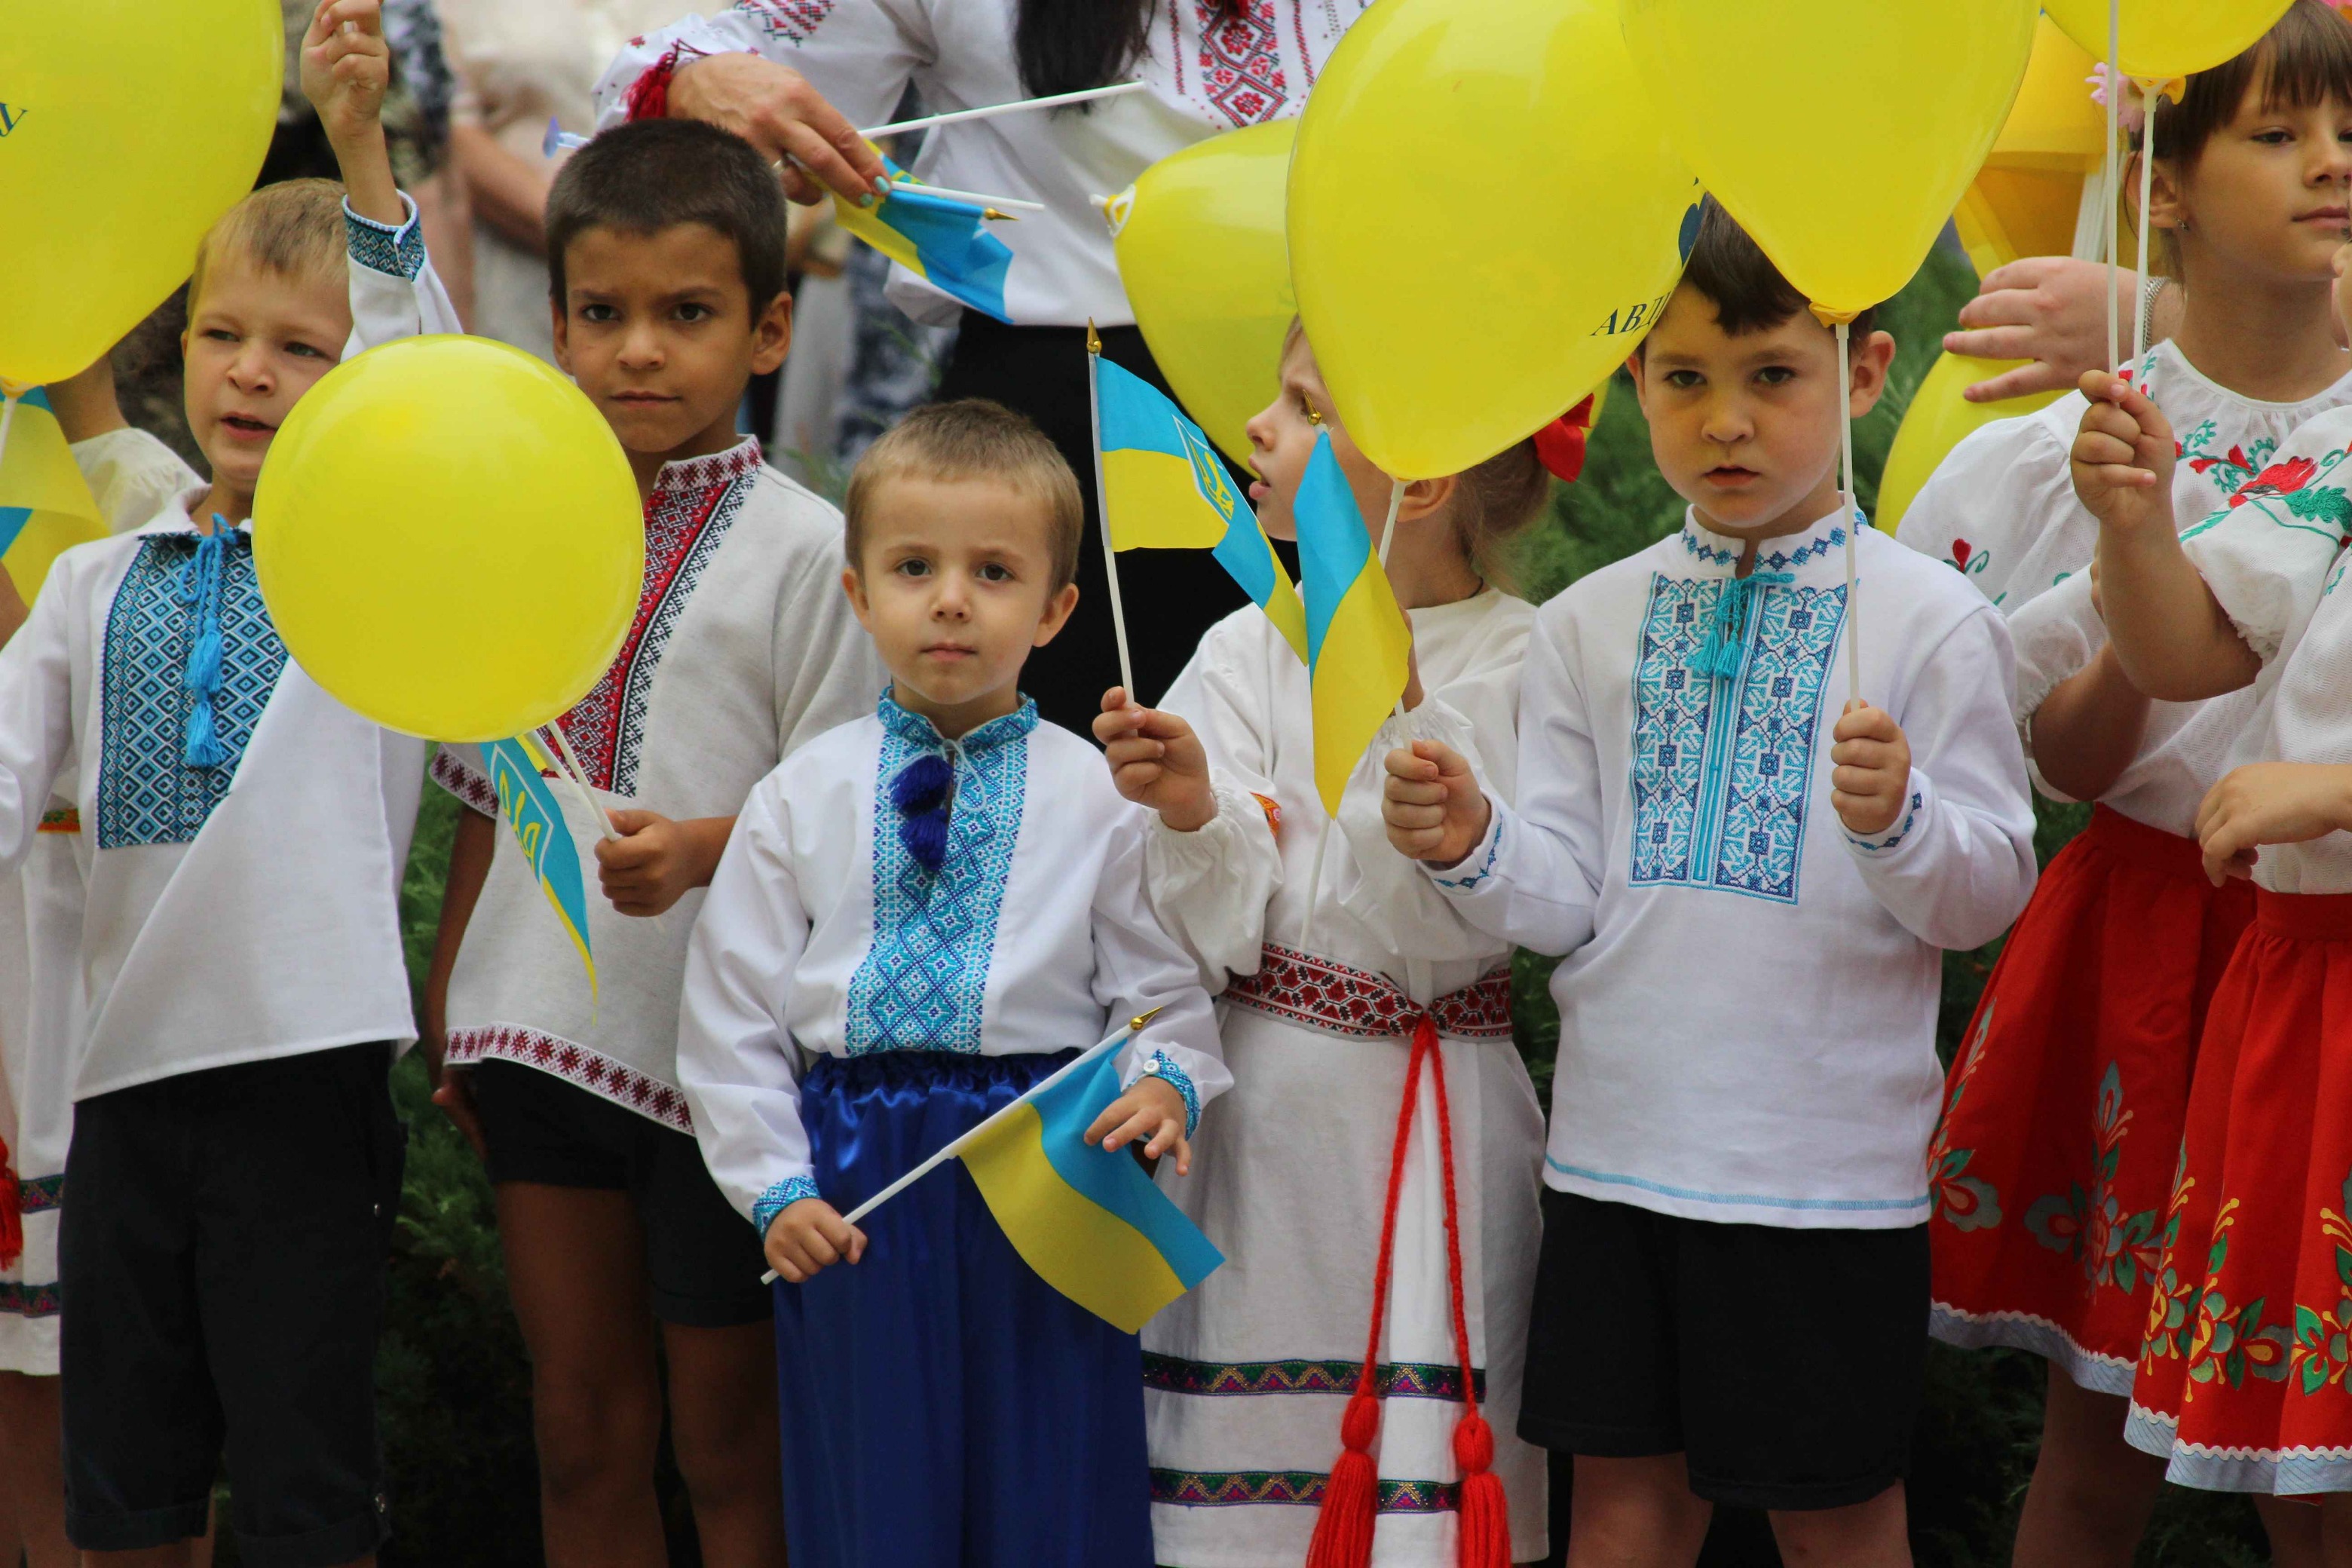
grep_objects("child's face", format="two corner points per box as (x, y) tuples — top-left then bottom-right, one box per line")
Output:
(1631, 284), (1891, 535)
(551, 222), (792, 460)
(1242, 334), (1400, 544)
(841, 476), (1078, 730)
(179, 253), (352, 510)
(2156, 84), (2352, 286)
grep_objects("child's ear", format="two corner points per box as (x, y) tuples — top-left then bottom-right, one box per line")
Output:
(841, 566), (874, 631)
(549, 299), (573, 375)
(750, 289), (794, 376)
(1032, 580), (1082, 648)
(1398, 473), (1457, 524)
(1627, 350), (1649, 409)
(2140, 152), (2186, 234)
(1846, 331), (1898, 418)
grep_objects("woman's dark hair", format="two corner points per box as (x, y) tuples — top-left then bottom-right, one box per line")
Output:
(1015, 0), (1245, 100)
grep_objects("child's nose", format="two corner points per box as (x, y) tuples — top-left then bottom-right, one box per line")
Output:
(1242, 400), (1281, 453)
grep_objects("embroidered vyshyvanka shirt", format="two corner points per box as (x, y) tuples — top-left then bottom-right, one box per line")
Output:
(1899, 341), (2352, 614)
(677, 694), (1229, 1231)
(1429, 508), (2038, 1229)
(2176, 403), (2352, 894)
(433, 436), (883, 1129)
(594, 0), (1373, 328)
(0, 201), (459, 1100)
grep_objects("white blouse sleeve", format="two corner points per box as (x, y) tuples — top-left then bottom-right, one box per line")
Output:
(1143, 635), (1285, 989)
(343, 193), (467, 348)
(1894, 414), (2076, 606)
(2179, 413), (2352, 666)
(593, 5), (929, 135)
(1840, 604), (2038, 951)
(1092, 810), (1232, 1135)
(2003, 569), (2102, 804)
(0, 562), (82, 874)
(68, 429), (200, 534)
(677, 779), (818, 1229)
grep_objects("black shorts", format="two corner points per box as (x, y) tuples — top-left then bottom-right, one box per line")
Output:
(60, 1043), (403, 1568)
(470, 1059), (770, 1328)
(1519, 1187), (1928, 1511)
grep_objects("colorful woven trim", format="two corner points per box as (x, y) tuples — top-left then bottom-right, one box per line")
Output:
(1143, 1351), (1483, 1402)
(445, 1024), (693, 1134)
(1223, 943), (1513, 1040)
(17, 1175), (61, 1215)
(35, 807), (77, 835)
(430, 748), (499, 818)
(1150, 1468), (1458, 1513)
(0, 1282), (61, 1318)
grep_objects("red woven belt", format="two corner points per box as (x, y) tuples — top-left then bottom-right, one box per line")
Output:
(1223, 942), (1514, 1040)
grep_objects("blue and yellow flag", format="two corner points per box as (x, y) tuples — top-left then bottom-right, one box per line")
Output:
(482, 733), (597, 997)
(1092, 352), (1309, 663)
(0, 388), (105, 599)
(833, 155), (1015, 324)
(954, 1029), (1223, 1334)
(1294, 431), (1411, 815)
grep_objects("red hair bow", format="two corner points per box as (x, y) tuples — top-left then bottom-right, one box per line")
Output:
(1533, 396), (1596, 484)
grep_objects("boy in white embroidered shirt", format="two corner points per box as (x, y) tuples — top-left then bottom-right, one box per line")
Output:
(1383, 203), (2036, 1566)
(676, 401), (1227, 1568)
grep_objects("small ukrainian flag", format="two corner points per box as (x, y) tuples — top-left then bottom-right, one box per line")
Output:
(1091, 349), (1309, 664)
(832, 155), (1015, 323)
(1294, 431), (1411, 815)
(955, 1028), (1222, 1334)
(0, 387), (105, 599)
(481, 732), (597, 997)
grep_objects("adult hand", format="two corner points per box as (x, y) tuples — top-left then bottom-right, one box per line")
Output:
(1946, 258), (2145, 404)
(666, 53), (890, 207)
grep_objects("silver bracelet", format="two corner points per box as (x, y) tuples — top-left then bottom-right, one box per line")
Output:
(2139, 273), (2171, 351)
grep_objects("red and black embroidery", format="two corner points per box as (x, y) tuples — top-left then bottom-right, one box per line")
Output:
(446, 1024), (694, 1132)
(1223, 943), (1513, 1040)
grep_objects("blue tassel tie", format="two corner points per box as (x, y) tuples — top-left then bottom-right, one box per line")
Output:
(179, 518), (238, 768)
(890, 752), (955, 872)
(1691, 569), (1793, 682)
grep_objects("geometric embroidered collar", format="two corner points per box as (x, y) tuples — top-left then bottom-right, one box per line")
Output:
(877, 689), (1040, 755)
(649, 435), (764, 501)
(1677, 503), (1853, 577)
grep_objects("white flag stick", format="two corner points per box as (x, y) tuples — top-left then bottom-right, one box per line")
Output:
(859, 81), (1146, 139)
(884, 180), (1043, 213)
(1087, 324), (1138, 699)
(540, 720), (622, 843)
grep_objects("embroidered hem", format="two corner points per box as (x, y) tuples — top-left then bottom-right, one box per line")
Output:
(1432, 813), (1502, 891)
(17, 1175), (61, 1216)
(1143, 1351), (1483, 1402)
(1222, 944), (1514, 1041)
(1848, 791), (1925, 854)
(0, 1283), (60, 1318)
(753, 1175), (820, 1236)
(2126, 1403), (2352, 1494)
(1151, 1468), (1458, 1513)
(445, 1024), (692, 1133)
(430, 748), (498, 818)
(343, 194), (427, 281)
(1928, 1301), (2136, 1396)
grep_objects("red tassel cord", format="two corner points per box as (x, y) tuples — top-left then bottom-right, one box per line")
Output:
(622, 41), (708, 123)
(0, 1137), (23, 1271)
(1304, 1018), (1435, 1568)
(1424, 1021), (1511, 1567)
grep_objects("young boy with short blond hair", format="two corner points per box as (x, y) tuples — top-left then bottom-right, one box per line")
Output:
(677, 398), (1227, 1568)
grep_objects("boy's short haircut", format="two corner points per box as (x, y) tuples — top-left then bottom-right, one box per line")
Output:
(545, 118), (790, 314)
(1663, 197), (1879, 348)
(844, 400), (1086, 591)
(2149, 0), (2352, 168)
(188, 177), (349, 310)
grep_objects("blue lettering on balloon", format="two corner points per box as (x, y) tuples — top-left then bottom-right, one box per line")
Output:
(0, 104), (24, 137)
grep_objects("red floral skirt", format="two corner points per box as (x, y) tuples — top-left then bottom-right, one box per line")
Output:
(1929, 807), (2255, 1394)
(2126, 890), (2352, 1493)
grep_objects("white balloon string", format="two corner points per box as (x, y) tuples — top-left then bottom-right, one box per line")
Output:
(2135, 91), (2159, 366)
(1839, 321), (1860, 704)
(2106, 0), (2121, 372)
(0, 395), (18, 519)
(1378, 478), (1407, 720)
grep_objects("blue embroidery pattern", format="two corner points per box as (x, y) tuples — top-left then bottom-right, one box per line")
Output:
(754, 1174), (821, 1235)
(344, 198), (426, 281)
(845, 696), (1035, 1055)
(1628, 572), (1846, 902)
(1677, 522), (1845, 572)
(1850, 791), (1925, 854)
(96, 536), (287, 849)
(1141, 1049), (1202, 1136)
(1433, 816), (1502, 891)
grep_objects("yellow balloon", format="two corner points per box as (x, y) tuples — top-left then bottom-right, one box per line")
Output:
(1623, 0), (2036, 317)
(1954, 16), (2106, 275)
(1876, 353), (2066, 536)
(1288, 0), (1698, 479)
(0, 0), (283, 387)
(2043, 0), (2292, 80)
(253, 337), (645, 743)
(1110, 122), (1297, 466)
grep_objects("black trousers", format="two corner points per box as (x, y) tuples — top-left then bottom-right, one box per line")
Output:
(934, 312), (1250, 730)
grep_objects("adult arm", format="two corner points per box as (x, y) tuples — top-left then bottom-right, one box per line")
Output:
(1946, 257), (2179, 404)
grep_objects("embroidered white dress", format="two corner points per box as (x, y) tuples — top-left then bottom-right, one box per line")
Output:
(677, 695), (1229, 1226)
(0, 202), (458, 1108)
(1433, 509), (2036, 1226)
(1138, 591), (1548, 1568)
(1897, 340), (2352, 614)
(593, 0), (1373, 327)
(433, 438), (882, 1131)
(0, 428), (201, 1372)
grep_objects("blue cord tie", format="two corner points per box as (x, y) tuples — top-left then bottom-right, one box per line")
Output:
(890, 752), (955, 872)
(1691, 568), (1793, 682)
(179, 518), (239, 767)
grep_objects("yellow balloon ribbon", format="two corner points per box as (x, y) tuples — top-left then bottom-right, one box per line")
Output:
(1622, 0), (2037, 318)
(0, 0), (283, 385)
(1289, 0), (1698, 479)
(253, 336), (645, 743)
(2043, 0), (2293, 79)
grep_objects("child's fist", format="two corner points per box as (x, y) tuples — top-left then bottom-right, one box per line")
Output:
(1830, 700), (1913, 838)
(1094, 687), (1216, 832)
(595, 810), (730, 917)
(1383, 740), (1490, 866)
(2070, 370), (2178, 537)
(301, 0), (390, 150)
(1086, 1072), (1193, 1176)
(2195, 763), (2352, 887)
(765, 1197), (867, 1285)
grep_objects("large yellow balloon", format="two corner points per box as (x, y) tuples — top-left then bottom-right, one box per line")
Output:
(2043, 0), (2292, 80)
(253, 337), (645, 743)
(1623, 0), (2036, 317)
(1876, 353), (2066, 537)
(1288, 0), (1698, 479)
(1953, 16), (2106, 276)
(1110, 123), (1296, 466)
(0, 0), (283, 387)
